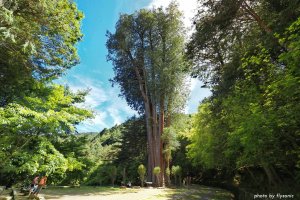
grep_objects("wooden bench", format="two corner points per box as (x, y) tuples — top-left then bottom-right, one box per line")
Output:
(145, 182), (153, 187)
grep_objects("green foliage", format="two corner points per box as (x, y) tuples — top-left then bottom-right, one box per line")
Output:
(0, 135), (83, 185)
(171, 165), (182, 186)
(187, 4), (300, 190)
(0, 0), (89, 185)
(107, 2), (189, 113)
(0, 82), (92, 185)
(138, 164), (146, 186)
(114, 116), (147, 183)
(171, 165), (182, 176)
(187, 102), (229, 169)
(51, 134), (95, 185)
(0, 0), (94, 188)
(153, 166), (161, 186)
(82, 117), (147, 186)
(153, 166), (161, 175)
(107, 3), (190, 186)
(106, 165), (117, 186)
(107, 4), (188, 113)
(162, 127), (180, 161)
(165, 168), (170, 176)
(0, 0), (83, 80)
(0, 83), (92, 135)
(187, 0), (300, 86)
(138, 164), (146, 178)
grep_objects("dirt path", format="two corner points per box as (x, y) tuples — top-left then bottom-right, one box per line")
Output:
(45, 188), (170, 200)
(17, 185), (233, 200)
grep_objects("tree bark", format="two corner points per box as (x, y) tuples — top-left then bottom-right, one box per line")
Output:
(166, 154), (171, 186)
(145, 103), (154, 182)
(127, 49), (156, 183)
(159, 97), (165, 187)
(262, 163), (278, 188)
(240, 1), (272, 34)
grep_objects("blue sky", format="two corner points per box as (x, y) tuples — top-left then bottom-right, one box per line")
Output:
(58, 0), (211, 133)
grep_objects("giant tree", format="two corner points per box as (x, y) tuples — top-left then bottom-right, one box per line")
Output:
(107, 3), (189, 186)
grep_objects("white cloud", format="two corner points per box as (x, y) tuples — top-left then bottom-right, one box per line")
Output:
(186, 78), (211, 113)
(66, 0), (208, 132)
(147, 0), (198, 31)
(71, 75), (108, 108)
(106, 86), (138, 125)
(61, 75), (137, 132)
(190, 77), (198, 91)
(77, 112), (109, 133)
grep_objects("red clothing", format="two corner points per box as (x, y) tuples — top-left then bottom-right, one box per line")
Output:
(38, 176), (47, 186)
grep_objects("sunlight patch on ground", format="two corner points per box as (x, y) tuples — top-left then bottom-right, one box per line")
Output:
(22, 185), (235, 200)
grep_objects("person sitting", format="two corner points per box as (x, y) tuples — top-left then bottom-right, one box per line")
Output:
(28, 175), (39, 196)
(127, 181), (132, 188)
(33, 175), (47, 198)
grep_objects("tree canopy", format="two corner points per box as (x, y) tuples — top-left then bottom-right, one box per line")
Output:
(0, 0), (93, 186)
(187, 0), (300, 192)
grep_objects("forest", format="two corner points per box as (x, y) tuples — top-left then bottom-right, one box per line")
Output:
(0, 0), (299, 199)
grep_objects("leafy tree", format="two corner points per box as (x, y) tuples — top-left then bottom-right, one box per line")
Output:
(78, 117), (146, 186)
(0, 0), (84, 122)
(138, 164), (146, 187)
(187, 0), (300, 191)
(162, 126), (179, 185)
(187, 0), (300, 87)
(106, 165), (117, 187)
(187, 102), (229, 169)
(51, 134), (95, 185)
(0, 83), (92, 135)
(171, 165), (182, 186)
(0, 83), (92, 185)
(114, 116), (147, 183)
(0, 135), (83, 186)
(153, 166), (161, 187)
(0, 0), (95, 187)
(0, 0), (83, 80)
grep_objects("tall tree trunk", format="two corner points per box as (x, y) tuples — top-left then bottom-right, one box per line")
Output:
(240, 1), (272, 34)
(122, 168), (126, 186)
(159, 97), (165, 187)
(164, 97), (172, 186)
(262, 163), (278, 188)
(131, 59), (155, 182)
(166, 154), (171, 186)
(145, 102), (154, 182)
(151, 101), (160, 185)
(246, 167), (259, 187)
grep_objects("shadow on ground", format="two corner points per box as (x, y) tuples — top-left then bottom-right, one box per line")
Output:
(15, 185), (234, 200)
(16, 186), (138, 200)
(153, 185), (234, 200)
